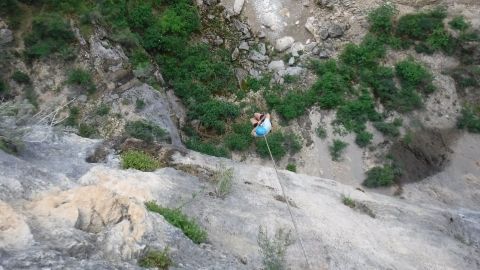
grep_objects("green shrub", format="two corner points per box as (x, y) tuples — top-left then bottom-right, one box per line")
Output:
(24, 13), (75, 60)
(255, 132), (286, 160)
(342, 195), (355, 208)
(395, 59), (435, 93)
(125, 120), (167, 143)
(257, 227), (293, 270)
(355, 131), (373, 147)
(12, 71), (31, 84)
(396, 8), (446, 41)
(135, 99), (146, 110)
(286, 164), (296, 172)
(121, 150), (160, 171)
(193, 100), (240, 133)
(78, 123), (96, 138)
(373, 121), (400, 137)
(0, 80), (7, 94)
(335, 93), (380, 133)
(67, 68), (96, 94)
(245, 75), (271, 91)
(340, 35), (386, 70)
(311, 72), (349, 109)
(391, 88), (423, 112)
(283, 132), (302, 154)
(127, 3), (154, 31)
(186, 137), (229, 158)
(24, 85), (38, 108)
(0, 0), (21, 29)
(457, 107), (480, 133)
(96, 104), (110, 116)
(315, 126), (327, 139)
(363, 165), (396, 187)
(65, 106), (80, 126)
(368, 4), (396, 37)
(426, 28), (456, 54)
(273, 91), (311, 120)
(138, 248), (172, 269)
(449, 16), (470, 31)
(283, 75), (299, 84)
(224, 122), (253, 151)
(145, 201), (207, 244)
(329, 139), (348, 161)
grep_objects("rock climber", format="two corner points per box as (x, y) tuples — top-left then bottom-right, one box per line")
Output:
(251, 113), (272, 137)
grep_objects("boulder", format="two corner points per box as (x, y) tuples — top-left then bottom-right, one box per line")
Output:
(231, 47), (240, 61)
(329, 23), (344, 38)
(239, 41), (249, 51)
(249, 50), (268, 62)
(268, 60), (285, 72)
(275, 36), (295, 52)
(0, 29), (13, 45)
(233, 0), (245, 15)
(0, 201), (33, 250)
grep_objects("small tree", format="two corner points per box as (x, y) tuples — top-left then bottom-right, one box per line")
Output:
(258, 227), (293, 270)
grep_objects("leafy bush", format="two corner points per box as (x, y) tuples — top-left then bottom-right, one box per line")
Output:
(24, 85), (38, 108)
(329, 139), (348, 161)
(373, 121), (400, 137)
(315, 126), (327, 139)
(145, 201), (207, 244)
(449, 16), (470, 31)
(67, 68), (96, 94)
(138, 248), (172, 269)
(135, 99), (146, 110)
(355, 131), (373, 147)
(255, 132), (286, 160)
(426, 28), (456, 54)
(225, 122), (254, 151)
(396, 8), (446, 41)
(12, 71), (31, 84)
(245, 75), (271, 92)
(362, 165), (396, 187)
(286, 164), (296, 172)
(272, 91), (311, 120)
(186, 137), (229, 158)
(0, 80), (7, 94)
(96, 104), (110, 116)
(457, 107), (480, 133)
(340, 35), (386, 70)
(127, 3), (154, 32)
(65, 106), (80, 126)
(335, 93), (380, 133)
(24, 13), (75, 60)
(121, 150), (160, 172)
(192, 100), (240, 133)
(395, 59), (435, 93)
(368, 4), (396, 37)
(283, 132), (302, 154)
(78, 123), (96, 138)
(342, 195), (355, 208)
(257, 227), (293, 270)
(125, 120), (167, 143)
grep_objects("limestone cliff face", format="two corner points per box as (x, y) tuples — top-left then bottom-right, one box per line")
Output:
(1, 0), (480, 269)
(0, 130), (479, 269)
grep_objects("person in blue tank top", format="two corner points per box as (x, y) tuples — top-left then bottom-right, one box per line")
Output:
(250, 113), (272, 137)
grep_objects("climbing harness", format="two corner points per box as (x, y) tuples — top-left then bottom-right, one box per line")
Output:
(263, 135), (312, 270)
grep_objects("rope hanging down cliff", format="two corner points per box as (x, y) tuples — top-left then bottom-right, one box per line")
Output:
(263, 135), (312, 269)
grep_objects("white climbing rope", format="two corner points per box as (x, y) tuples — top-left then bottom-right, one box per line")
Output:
(263, 135), (312, 270)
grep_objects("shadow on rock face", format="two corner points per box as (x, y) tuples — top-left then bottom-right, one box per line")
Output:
(389, 128), (459, 184)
